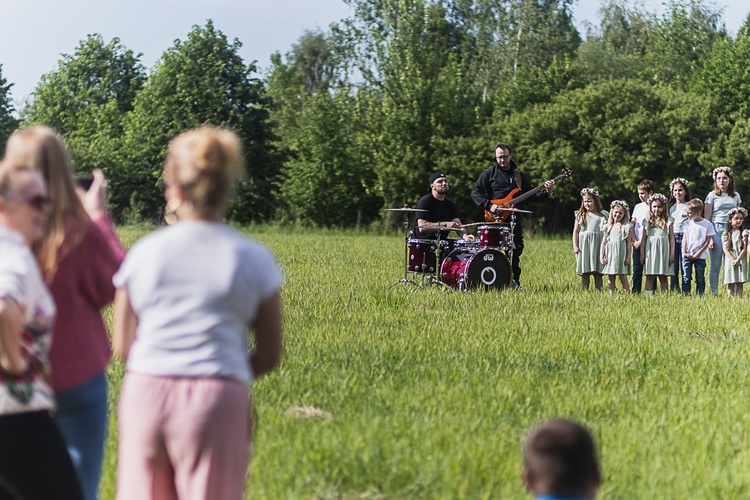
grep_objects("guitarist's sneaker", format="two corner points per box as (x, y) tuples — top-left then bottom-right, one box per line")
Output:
(512, 280), (523, 291)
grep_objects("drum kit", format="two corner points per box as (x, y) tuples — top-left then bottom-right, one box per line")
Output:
(387, 206), (531, 291)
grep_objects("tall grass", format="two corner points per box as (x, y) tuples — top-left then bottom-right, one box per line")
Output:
(100, 228), (750, 498)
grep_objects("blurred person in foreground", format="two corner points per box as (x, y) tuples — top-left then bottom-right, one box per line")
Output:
(4, 126), (125, 500)
(522, 419), (601, 500)
(0, 163), (84, 499)
(113, 126), (283, 499)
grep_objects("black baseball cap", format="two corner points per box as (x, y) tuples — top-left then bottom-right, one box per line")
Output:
(429, 172), (447, 184)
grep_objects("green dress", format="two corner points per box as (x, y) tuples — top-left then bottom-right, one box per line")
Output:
(575, 210), (608, 275)
(643, 220), (673, 276)
(602, 223), (631, 275)
(722, 229), (749, 285)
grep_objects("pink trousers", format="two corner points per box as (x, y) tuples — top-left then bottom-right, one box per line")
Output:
(117, 372), (252, 500)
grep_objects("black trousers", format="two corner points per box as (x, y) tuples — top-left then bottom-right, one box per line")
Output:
(0, 410), (83, 500)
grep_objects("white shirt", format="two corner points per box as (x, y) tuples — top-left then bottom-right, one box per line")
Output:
(0, 226), (56, 414)
(113, 221), (283, 384)
(632, 202), (650, 240)
(670, 203), (688, 234)
(682, 218), (716, 259)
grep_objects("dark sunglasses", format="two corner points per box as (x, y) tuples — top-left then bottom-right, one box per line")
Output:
(3, 194), (51, 211)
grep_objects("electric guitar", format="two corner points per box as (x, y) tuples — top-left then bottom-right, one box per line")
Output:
(484, 168), (573, 222)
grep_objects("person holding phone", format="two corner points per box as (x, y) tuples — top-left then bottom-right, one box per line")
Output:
(3, 127), (124, 500)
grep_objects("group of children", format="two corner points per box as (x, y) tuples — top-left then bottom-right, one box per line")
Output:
(573, 168), (748, 296)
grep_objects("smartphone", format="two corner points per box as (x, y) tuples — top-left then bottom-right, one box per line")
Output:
(75, 175), (94, 190)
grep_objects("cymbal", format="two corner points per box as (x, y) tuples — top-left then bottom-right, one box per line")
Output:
(462, 221), (509, 227)
(418, 226), (463, 232)
(386, 207), (427, 213)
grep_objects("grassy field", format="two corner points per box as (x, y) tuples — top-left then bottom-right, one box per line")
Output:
(99, 226), (750, 499)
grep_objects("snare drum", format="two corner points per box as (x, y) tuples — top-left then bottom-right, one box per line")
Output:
(440, 247), (512, 291)
(478, 225), (513, 251)
(454, 239), (478, 250)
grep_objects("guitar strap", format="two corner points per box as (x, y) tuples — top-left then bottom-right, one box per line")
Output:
(513, 169), (522, 190)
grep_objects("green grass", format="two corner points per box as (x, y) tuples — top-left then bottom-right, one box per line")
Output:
(100, 228), (750, 499)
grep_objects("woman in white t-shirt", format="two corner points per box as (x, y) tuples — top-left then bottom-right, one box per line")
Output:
(113, 127), (283, 500)
(705, 166), (742, 294)
(0, 164), (83, 499)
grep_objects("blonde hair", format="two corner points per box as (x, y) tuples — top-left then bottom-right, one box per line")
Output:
(3, 126), (88, 281)
(164, 126), (243, 221)
(606, 200), (631, 236)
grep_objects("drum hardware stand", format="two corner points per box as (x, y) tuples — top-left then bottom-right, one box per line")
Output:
(390, 212), (419, 288)
(508, 213), (518, 289)
(422, 233), (450, 289)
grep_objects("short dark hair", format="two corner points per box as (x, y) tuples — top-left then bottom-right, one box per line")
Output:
(523, 419), (600, 497)
(495, 143), (512, 154)
(638, 179), (655, 193)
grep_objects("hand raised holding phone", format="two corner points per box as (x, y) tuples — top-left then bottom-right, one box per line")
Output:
(77, 169), (108, 219)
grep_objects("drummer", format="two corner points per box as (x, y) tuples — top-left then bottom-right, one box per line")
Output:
(414, 172), (475, 243)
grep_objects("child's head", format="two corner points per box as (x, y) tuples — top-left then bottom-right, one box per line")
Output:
(712, 166), (735, 196)
(522, 419), (601, 499)
(579, 188), (603, 214)
(608, 200), (630, 226)
(686, 198), (704, 221)
(669, 178), (690, 203)
(727, 207), (748, 230)
(637, 179), (655, 203)
(648, 193), (668, 219)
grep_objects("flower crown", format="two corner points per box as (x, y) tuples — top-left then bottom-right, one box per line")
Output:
(648, 193), (668, 205)
(727, 207), (748, 220)
(580, 187), (599, 198)
(712, 166), (733, 179)
(610, 200), (629, 212)
(669, 177), (690, 190)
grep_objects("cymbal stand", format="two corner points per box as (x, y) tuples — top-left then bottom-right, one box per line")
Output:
(389, 212), (419, 288)
(507, 213), (517, 284)
(423, 232), (450, 289)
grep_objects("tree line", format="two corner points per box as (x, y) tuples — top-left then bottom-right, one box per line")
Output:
(1, 0), (749, 231)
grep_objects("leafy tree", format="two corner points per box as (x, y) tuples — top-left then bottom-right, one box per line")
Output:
(121, 20), (278, 222)
(691, 24), (750, 119)
(641, 0), (726, 88)
(22, 35), (146, 172)
(0, 65), (18, 154)
(493, 80), (724, 231)
(337, 0), (484, 210)
(276, 89), (382, 226)
(267, 30), (381, 226)
(577, 0), (655, 81)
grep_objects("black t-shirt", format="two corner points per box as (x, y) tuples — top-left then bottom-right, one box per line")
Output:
(414, 193), (459, 239)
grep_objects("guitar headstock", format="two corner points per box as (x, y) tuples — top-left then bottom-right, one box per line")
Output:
(560, 168), (573, 179)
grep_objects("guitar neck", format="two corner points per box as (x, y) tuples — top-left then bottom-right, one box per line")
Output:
(508, 174), (562, 206)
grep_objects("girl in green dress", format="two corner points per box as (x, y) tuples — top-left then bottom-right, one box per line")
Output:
(600, 200), (633, 294)
(722, 207), (749, 296)
(572, 188), (607, 291)
(641, 193), (675, 294)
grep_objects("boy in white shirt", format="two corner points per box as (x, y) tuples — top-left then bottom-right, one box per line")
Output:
(631, 179), (654, 293)
(682, 198), (715, 295)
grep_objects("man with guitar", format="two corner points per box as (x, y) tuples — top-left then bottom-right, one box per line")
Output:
(471, 143), (557, 288)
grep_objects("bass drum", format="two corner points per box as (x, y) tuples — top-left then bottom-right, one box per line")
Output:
(440, 248), (512, 291)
